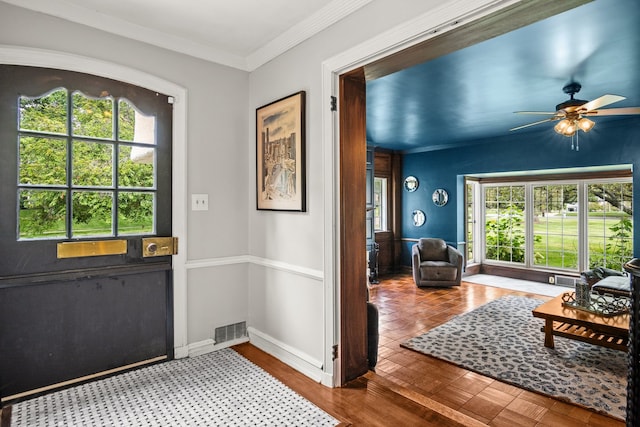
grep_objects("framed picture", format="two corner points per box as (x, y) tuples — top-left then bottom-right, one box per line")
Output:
(256, 91), (306, 211)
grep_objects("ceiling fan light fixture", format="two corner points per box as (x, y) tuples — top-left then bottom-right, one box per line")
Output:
(554, 117), (593, 137)
(554, 119), (571, 135)
(578, 117), (595, 132)
(564, 122), (577, 136)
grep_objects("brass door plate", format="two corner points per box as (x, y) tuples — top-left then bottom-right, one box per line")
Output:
(142, 237), (178, 257)
(57, 240), (127, 259)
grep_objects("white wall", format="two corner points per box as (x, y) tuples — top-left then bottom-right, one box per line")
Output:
(187, 264), (249, 346)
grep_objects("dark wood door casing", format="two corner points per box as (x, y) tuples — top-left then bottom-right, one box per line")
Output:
(373, 151), (402, 275)
(339, 68), (369, 384)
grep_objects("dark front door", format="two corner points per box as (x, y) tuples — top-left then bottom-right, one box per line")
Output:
(0, 65), (174, 402)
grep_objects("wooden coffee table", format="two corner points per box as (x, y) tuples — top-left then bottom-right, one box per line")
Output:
(532, 293), (630, 351)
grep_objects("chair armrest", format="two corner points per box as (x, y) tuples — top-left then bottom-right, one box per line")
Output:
(447, 245), (463, 284)
(582, 267), (627, 287)
(447, 245), (463, 268)
(597, 267), (626, 277)
(412, 244), (421, 263)
(581, 270), (600, 286)
(412, 244), (421, 284)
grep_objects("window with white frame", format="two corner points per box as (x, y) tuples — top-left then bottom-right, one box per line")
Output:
(586, 181), (633, 270)
(465, 181), (477, 264)
(469, 174), (633, 273)
(533, 184), (579, 269)
(373, 177), (387, 231)
(484, 184), (526, 264)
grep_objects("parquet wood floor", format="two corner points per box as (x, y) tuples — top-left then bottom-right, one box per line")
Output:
(367, 273), (625, 427)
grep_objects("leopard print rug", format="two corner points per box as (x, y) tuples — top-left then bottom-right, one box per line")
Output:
(402, 295), (627, 420)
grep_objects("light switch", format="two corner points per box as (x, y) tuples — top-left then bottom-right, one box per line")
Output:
(192, 194), (209, 211)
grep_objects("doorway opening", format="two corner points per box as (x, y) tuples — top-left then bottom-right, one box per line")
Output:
(334, 0), (591, 384)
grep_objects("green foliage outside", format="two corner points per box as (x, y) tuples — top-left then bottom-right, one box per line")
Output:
(590, 216), (633, 270)
(485, 206), (633, 271)
(18, 89), (154, 238)
(485, 205), (543, 263)
(483, 182), (633, 271)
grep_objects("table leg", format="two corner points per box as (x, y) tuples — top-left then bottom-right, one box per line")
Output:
(544, 319), (555, 348)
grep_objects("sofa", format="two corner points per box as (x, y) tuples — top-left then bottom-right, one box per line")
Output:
(411, 238), (463, 287)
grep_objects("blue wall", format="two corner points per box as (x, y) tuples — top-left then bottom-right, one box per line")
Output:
(401, 117), (640, 265)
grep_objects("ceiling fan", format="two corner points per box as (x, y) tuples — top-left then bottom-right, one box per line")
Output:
(510, 82), (640, 150)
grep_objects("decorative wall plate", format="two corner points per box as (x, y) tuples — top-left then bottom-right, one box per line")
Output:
(432, 188), (448, 207)
(404, 176), (419, 192)
(412, 210), (426, 226)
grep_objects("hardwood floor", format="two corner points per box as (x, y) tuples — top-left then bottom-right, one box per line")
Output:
(239, 273), (625, 426)
(235, 343), (482, 426)
(368, 274), (624, 426)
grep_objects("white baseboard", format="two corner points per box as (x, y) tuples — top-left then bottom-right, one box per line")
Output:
(174, 345), (189, 359)
(187, 337), (250, 358)
(319, 371), (335, 387)
(247, 327), (325, 383)
(182, 332), (332, 386)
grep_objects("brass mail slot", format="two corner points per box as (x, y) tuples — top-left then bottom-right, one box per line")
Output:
(142, 237), (178, 257)
(57, 240), (127, 259)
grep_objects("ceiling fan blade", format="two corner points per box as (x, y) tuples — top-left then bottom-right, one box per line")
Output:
(509, 117), (557, 131)
(513, 111), (558, 115)
(580, 94), (626, 112)
(583, 106), (640, 116)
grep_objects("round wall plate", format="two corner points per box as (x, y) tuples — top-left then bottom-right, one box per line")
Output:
(404, 176), (419, 192)
(412, 209), (426, 226)
(432, 188), (448, 207)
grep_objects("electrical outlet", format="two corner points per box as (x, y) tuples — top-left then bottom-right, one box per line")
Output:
(191, 194), (209, 211)
(548, 276), (555, 284)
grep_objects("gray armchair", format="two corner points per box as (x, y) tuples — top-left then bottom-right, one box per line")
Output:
(412, 238), (463, 287)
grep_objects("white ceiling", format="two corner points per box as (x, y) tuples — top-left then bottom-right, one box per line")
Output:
(2, 0), (372, 71)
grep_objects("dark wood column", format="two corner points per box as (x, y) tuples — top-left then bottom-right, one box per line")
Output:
(624, 258), (640, 426)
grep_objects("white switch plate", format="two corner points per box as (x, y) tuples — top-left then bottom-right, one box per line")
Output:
(192, 194), (209, 211)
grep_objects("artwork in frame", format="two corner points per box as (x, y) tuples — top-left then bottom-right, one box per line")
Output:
(256, 91), (306, 211)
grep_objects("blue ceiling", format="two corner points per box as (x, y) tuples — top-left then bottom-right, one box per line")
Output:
(366, 0), (640, 153)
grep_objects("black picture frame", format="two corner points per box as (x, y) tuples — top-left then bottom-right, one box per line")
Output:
(256, 91), (306, 211)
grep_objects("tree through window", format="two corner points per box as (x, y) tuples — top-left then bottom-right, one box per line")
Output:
(476, 176), (633, 273)
(18, 88), (157, 239)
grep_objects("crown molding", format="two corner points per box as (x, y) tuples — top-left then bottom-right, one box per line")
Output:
(246, 0), (372, 71)
(1, 0), (247, 69)
(3, 0), (372, 71)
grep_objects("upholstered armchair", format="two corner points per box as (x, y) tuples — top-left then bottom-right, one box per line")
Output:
(412, 238), (463, 287)
(580, 267), (631, 298)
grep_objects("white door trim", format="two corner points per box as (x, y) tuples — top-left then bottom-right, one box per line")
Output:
(0, 45), (190, 358)
(320, 0), (521, 386)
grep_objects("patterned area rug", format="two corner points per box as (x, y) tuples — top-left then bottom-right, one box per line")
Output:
(12, 348), (339, 426)
(402, 296), (627, 420)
